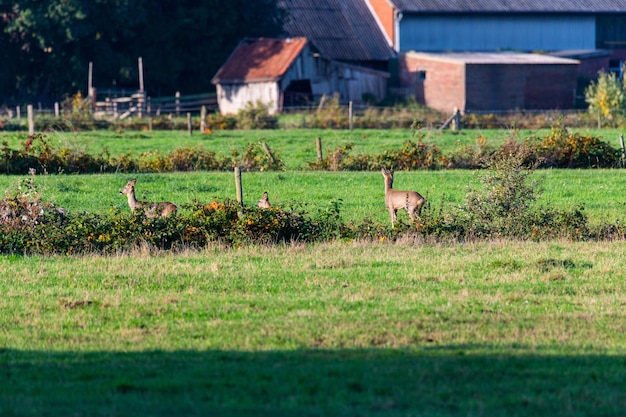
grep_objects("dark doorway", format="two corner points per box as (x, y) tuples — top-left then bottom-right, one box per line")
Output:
(283, 79), (313, 108)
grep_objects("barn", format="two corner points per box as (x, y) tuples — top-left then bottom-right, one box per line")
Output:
(212, 37), (389, 115)
(279, 0), (396, 71)
(401, 52), (579, 113)
(367, 0), (626, 54)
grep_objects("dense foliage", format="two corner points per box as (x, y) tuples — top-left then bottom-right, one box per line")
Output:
(0, 133), (284, 174)
(309, 126), (621, 171)
(1, 152), (623, 255)
(0, 0), (284, 105)
(585, 71), (626, 126)
(0, 126), (619, 176)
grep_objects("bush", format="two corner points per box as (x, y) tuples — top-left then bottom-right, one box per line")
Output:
(0, 133), (285, 174)
(585, 71), (626, 127)
(236, 101), (278, 130)
(526, 125), (620, 168)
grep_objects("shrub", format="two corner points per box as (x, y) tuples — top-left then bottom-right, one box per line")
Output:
(585, 71), (626, 126)
(236, 101), (278, 129)
(0, 133), (284, 174)
(527, 125), (620, 168)
(309, 93), (349, 129)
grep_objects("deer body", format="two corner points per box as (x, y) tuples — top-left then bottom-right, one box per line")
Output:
(120, 179), (177, 218)
(257, 191), (271, 208)
(381, 168), (425, 228)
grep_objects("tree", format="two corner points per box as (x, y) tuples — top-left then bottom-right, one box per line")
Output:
(0, 0), (284, 105)
(584, 70), (626, 126)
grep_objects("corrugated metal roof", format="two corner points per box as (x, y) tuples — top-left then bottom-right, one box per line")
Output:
(212, 37), (308, 83)
(406, 51), (580, 64)
(390, 0), (626, 13)
(278, 0), (395, 62)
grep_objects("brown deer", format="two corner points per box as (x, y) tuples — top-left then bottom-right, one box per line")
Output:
(119, 179), (177, 218)
(257, 191), (271, 208)
(381, 168), (425, 228)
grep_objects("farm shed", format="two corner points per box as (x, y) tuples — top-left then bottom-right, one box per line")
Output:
(278, 0), (396, 71)
(400, 52), (579, 113)
(212, 37), (389, 115)
(366, 0), (626, 54)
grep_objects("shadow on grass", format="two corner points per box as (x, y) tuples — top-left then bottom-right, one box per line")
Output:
(1, 346), (625, 416)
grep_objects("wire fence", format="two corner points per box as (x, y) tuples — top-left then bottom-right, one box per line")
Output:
(0, 92), (602, 131)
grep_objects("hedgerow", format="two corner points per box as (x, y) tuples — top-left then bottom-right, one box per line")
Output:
(1, 156), (624, 256)
(309, 125), (620, 171)
(0, 133), (283, 174)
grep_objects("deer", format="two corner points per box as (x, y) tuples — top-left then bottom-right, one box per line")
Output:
(381, 168), (426, 228)
(257, 191), (272, 208)
(119, 179), (178, 218)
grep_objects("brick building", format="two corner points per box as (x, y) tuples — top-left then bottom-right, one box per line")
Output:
(401, 52), (580, 113)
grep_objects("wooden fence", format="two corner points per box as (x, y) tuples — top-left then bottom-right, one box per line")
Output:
(93, 90), (217, 119)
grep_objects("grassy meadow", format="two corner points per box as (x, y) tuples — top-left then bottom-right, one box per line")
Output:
(2, 241), (626, 415)
(2, 127), (626, 415)
(1, 169), (626, 227)
(2, 126), (625, 169)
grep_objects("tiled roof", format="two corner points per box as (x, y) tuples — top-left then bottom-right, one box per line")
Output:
(278, 0), (395, 62)
(389, 0), (626, 13)
(212, 37), (308, 83)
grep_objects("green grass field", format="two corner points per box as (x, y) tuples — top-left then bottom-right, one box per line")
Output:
(2, 126), (625, 169)
(2, 241), (626, 415)
(2, 128), (626, 415)
(1, 168), (626, 227)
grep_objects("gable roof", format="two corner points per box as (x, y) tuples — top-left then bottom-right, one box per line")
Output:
(278, 0), (395, 62)
(212, 37), (308, 84)
(389, 0), (626, 13)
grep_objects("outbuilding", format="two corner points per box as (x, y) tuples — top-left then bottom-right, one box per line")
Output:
(400, 52), (580, 113)
(212, 37), (389, 115)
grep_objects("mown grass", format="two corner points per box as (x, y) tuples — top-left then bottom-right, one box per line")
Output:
(2, 127), (625, 170)
(1, 240), (626, 415)
(1, 168), (626, 227)
(2, 127), (626, 415)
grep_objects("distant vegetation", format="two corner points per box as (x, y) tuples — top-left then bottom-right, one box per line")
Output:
(0, 124), (620, 176)
(0, 1), (284, 105)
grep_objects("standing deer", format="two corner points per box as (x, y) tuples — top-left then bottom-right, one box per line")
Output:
(257, 191), (271, 208)
(119, 179), (177, 218)
(381, 168), (425, 228)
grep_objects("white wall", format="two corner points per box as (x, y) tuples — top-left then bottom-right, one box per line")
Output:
(216, 82), (279, 115)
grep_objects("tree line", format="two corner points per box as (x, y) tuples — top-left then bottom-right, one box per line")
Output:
(0, 0), (284, 107)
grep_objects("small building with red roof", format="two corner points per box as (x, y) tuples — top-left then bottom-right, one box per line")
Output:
(212, 37), (388, 114)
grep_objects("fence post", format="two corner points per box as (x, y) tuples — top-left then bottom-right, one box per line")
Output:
(316, 137), (323, 161)
(200, 105), (207, 133)
(452, 107), (461, 131)
(54, 102), (60, 118)
(16, 106), (21, 119)
(349, 101), (353, 131)
(27, 104), (34, 135)
(619, 135), (626, 168)
(234, 166), (243, 215)
(262, 142), (275, 164)
(187, 112), (192, 135)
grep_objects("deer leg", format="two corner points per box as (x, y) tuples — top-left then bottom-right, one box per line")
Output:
(388, 208), (397, 228)
(407, 207), (416, 223)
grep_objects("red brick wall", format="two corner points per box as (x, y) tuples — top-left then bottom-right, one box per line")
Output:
(576, 56), (610, 79)
(400, 54), (466, 112)
(400, 53), (578, 112)
(465, 64), (578, 111)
